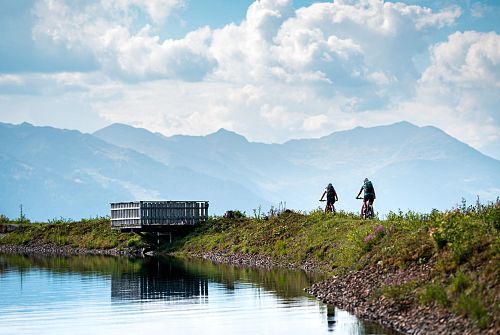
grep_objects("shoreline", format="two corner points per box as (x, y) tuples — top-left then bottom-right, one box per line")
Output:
(0, 244), (143, 257)
(175, 251), (492, 335)
(305, 263), (490, 335)
(181, 250), (325, 273)
(0, 245), (494, 335)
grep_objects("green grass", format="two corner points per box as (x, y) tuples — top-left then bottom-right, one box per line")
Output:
(0, 218), (147, 250)
(419, 282), (449, 307)
(454, 293), (491, 329)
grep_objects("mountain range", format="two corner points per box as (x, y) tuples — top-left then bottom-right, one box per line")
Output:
(1, 121), (499, 220)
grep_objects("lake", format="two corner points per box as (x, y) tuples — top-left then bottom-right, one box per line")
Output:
(0, 254), (400, 335)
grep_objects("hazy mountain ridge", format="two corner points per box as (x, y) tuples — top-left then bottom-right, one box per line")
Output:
(94, 121), (500, 216)
(1, 121), (498, 220)
(0, 122), (267, 220)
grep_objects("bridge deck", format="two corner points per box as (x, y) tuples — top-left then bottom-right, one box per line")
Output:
(111, 201), (208, 231)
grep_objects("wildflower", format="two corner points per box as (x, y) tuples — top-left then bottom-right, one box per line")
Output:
(428, 227), (437, 237)
(364, 234), (374, 243)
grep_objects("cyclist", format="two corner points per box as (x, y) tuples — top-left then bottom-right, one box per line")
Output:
(356, 178), (376, 218)
(320, 183), (338, 213)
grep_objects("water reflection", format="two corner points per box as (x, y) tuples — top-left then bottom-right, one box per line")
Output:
(0, 253), (400, 335)
(324, 305), (399, 334)
(111, 258), (209, 301)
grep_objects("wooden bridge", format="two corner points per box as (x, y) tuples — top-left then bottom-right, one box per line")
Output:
(111, 201), (209, 235)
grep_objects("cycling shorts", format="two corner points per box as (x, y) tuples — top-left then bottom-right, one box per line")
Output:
(363, 194), (375, 203)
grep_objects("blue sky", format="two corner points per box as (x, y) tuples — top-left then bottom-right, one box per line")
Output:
(1, 0), (500, 159)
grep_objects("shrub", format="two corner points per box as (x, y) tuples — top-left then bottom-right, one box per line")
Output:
(450, 271), (470, 294)
(380, 280), (419, 302)
(431, 201), (499, 264)
(419, 283), (449, 307)
(454, 293), (491, 329)
(48, 217), (73, 224)
(362, 224), (385, 251)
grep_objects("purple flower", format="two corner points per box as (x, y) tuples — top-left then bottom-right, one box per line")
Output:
(364, 234), (374, 243)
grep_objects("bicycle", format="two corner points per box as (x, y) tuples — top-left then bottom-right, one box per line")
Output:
(319, 199), (336, 213)
(356, 196), (374, 219)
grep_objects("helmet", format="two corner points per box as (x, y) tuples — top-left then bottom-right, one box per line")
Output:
(364, 178), (369, 183)
(328, 183), (333, 187)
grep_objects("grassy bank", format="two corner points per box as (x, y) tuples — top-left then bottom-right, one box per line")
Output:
(167, 201), (499, 330)
(1, 201), (498, 330)
(0, 217), (146, 250)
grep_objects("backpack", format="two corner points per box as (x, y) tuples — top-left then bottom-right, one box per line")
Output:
(327, 185), (336, 197)
(364, 181), (374, 194)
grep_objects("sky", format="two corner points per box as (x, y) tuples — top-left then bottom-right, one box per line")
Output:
(0, 0), (499, 159)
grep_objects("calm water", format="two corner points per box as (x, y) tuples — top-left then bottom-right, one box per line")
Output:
(0, 254), (399, 335)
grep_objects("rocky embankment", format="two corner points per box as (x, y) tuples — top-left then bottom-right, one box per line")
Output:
(0, 244), (143, 257)
(305, 263), (494, 335)
(186, 251), (323, 273)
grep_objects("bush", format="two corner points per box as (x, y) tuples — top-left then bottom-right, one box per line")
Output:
(0, 214), (9, 224)
(419, 283), (449, 307)
(431, 200), (499, 264)
(380, 280), (419, 302)
(450, 271), (470, 295)
(454, 293), (491, 329)
(362, 224), (386, 251)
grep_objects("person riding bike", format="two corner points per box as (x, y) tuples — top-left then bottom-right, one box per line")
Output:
(320, 183), (338, 213)
(356, 178), (376, 218)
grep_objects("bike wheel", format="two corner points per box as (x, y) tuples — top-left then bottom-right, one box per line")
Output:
(367, 206), (374, 219)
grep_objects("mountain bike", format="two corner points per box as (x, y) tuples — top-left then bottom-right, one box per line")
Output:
(319, 199), (336, 213)
(356, 197), (374, 219)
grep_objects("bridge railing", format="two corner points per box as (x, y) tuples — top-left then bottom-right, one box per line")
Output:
(111, 201), (209, 229)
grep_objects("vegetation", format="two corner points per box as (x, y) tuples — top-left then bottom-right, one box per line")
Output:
(1, 198), (498, 329)
(166, 199), (499, 329)
(0, 217), (147, 250)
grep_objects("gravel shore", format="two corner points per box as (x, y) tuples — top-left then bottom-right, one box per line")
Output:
(189, 251), (323, 273)
(305, 263), (496, 335)
(0, 244), (143, 257)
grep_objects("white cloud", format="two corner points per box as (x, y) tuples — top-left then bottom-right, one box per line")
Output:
(469, 1), (488, 18)
(13, 0), (499, 159)
(32, 0), (214, 81)
(398, 31), (500, 152)
(31, 0), (461, 87)
(211, 0), (461, 101)
(101, 0), (185, 23)
(421, 31), (500, 87)
(0, 75), (24, 85)
(303, 114), (329, 131)
(114, 26), (216, 81)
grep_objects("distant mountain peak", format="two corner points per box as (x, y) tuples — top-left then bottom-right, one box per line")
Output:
(94, 123), (168, 139)
(95, 123), (136, 133)
(392, 121), (418, 128)
(207, 128), (248, 142)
